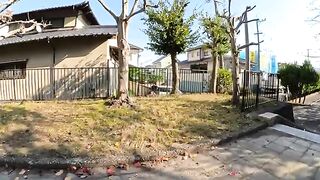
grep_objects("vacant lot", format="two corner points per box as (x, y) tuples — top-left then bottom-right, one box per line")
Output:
(0, 94), (259, 159)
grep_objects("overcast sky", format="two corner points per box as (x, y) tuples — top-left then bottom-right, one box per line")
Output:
(11, 0), (320, 67)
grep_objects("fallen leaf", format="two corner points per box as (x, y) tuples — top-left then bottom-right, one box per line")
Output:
(55, 170), (64, 176)
(228, 170), (239, 176)
(133, 162), (142, 168)
(161, 157), (169, 162)
(106, 166), (116, 176)
(19, 169), (26, 175)
(68, 166), (77, 173)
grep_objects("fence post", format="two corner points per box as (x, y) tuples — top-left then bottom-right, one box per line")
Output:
(276, 74), (280, 101)
(166, 68), (169, 95)
(255, 72), (260, 108)
(13, 69), (16, 101)
(201, 71), (204, 93)
(241, 71), (247, 112)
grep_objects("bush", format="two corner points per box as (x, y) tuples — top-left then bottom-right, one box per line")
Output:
(278, 61), (319, 100)
(217, 68), (232, 94)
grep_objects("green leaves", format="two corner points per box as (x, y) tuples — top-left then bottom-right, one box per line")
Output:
(201, 14), (230, 56)
(278, 61), (319, 98)
(143, 0), (198, 55)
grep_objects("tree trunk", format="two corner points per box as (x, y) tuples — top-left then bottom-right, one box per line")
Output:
(209, 53), (218, 93)
(116, 19), (130, 102)
(219, 54), (224, 68)
(170, 52), (180, 94)
(230, 33), (240, 105)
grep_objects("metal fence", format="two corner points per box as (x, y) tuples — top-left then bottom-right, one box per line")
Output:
(128, 68), (209, 96)
(0, 67), (118, 101)
(241, 71), (280, 111)
(0, 67), (210, 101)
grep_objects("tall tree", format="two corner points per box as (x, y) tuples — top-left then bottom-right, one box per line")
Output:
(201, 15), (230, 93)
(98, 0), (157, 104)
(221, 0), (258, 105)
(143, 0), (198, 94)
(0, 0), (46, 38)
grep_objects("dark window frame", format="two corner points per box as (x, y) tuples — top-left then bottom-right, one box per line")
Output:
(190, 63), (208, 73)
(47, 18), (65, 29)
(0, 60), (27, 80)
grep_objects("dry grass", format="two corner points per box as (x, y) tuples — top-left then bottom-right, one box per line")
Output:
(0, 94), (259, 158)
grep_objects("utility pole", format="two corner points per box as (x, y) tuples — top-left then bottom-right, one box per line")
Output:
(245, 11), (250, 71)
(307, 49), (311, 61)
(254, 18), (266, 72)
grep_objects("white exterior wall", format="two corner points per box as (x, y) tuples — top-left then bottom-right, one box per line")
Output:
(76, 11), (90, 28)
(160, 56), (171, 68)
(187, 49), (201, 61)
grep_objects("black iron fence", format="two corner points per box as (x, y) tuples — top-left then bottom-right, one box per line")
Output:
(128, 68), (209, 96)
(0, 67), (210, 101)
(241, 71), (280, 111)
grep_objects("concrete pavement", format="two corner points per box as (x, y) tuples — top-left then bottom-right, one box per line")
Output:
(2, 127), (320, 179)
(294, 101), (320, 134)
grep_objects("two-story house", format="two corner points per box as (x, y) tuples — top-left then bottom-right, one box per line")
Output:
(179, 45), (247, 72)
(0, 1), (142, 101)
(146, 55), (173, 68)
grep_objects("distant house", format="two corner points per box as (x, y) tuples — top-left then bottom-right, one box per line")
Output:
(146, 55), (174, 68)
(179, 45), (247, 72)
(0, 1), (141, 101)
(129, 44), (143, 67)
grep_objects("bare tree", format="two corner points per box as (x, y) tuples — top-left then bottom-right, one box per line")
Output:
(0, 0), (46, 39)
(221, 0), (261, 105)
(98, 0), (157, 104)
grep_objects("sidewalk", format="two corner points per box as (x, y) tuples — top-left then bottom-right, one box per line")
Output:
(1, 127), (320, 179)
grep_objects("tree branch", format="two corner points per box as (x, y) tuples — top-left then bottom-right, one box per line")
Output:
(1, 20), (48, 39)
(235, 6), (257, 30)
(238, 40), (264, 50)
(126, 0), (158, 21)
(243, 18), (259, 24)
(129, 0), (139, 17)
(0, 0), (17, 14)
(97, 0), (119, 21)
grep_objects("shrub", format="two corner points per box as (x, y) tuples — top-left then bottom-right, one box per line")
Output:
(217, 68), (232, 94)
(278, 61), (319, 100)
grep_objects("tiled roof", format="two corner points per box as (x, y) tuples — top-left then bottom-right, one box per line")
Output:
(129, 43), (143, 51)
(13, 1), (99, 25)
(0, 26), (117, 47)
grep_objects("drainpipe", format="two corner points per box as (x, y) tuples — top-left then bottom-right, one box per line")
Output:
(49, 39), (56, 99)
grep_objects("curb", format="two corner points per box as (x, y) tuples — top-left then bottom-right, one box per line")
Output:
(0, 123), (269, 169)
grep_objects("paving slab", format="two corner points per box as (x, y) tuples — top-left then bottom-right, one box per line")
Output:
(0, 127), (318, 179)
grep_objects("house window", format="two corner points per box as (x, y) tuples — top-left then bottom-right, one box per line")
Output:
(48, 18), (65, 29)
(204, 51), (209, 57)
(190, 64), (207, 73)
(0, 61), (27, 80)
(197, 51), (200, 56)
(191, 52), (194, 58)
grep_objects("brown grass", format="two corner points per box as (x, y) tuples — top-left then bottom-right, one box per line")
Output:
(0, 94), (259, 158)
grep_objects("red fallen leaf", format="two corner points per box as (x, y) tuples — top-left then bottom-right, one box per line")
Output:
(133, 162), (142, 168)
(228, 170), (239, 176)
(81, 167), (92, 175)
(106, 166), (116, 176)
(68, 166), (78, 173)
